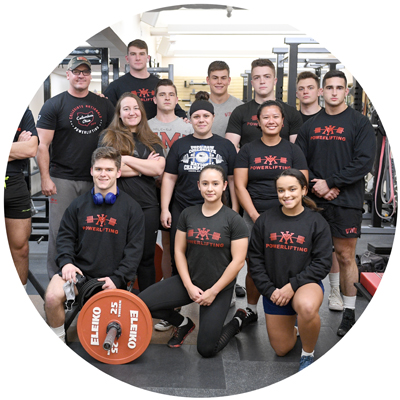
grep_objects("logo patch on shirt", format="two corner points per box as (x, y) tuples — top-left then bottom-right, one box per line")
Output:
(267, 231), (307, 252)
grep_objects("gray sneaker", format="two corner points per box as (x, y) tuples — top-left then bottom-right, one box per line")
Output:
(154, 320), (173, 331)
(328, 287), (344, 311)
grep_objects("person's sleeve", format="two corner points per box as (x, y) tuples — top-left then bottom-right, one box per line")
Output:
(291, 143), (308, 170)
(103, 82), (119, 106)
(104, 99), (115, 128)
(164, 141), (180, 174)
(36, 100), (57, 130)
(175, 102), (187, 119)
(226, 106), (243, 136)
(225, 139), (237, 175)
(288, 109), (303, 136)
(109, 204), (145, 288)
(230, 213), (249, 240)
(55, 205), (78, 270)
(288, 217), (332, 291)
(325, 118), (376, 189)
(295, 125), (318, 183)
(234, 144), (249, 169)
(248, 217), (276, 298)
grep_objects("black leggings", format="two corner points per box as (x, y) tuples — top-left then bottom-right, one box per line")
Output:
(136, 205), (159, 291)
(138, 275), (237, 358)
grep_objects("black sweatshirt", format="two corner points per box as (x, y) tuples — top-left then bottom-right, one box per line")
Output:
(248, 206), (332, 299)
(295, 107), (376, 210)
(55, 190), (145, 289)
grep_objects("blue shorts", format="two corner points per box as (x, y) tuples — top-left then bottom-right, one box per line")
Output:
(262, 281), (324, 316)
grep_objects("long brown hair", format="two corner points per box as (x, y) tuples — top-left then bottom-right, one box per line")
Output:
(99, 92), (163, 155)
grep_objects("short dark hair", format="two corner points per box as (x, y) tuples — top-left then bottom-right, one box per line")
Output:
(154, 79), (177, 96)
(127, 39), (148, 54)
(297, 71), (320, 88)
(251, 58), (275, 76)
(91, 146), (121, 170)
(322, 70), (347, 88)
(207, 61), (230, 76)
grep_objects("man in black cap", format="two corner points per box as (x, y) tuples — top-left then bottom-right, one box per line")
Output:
(36, 56), (115, 279)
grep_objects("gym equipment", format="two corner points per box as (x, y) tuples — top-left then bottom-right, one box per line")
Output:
(77, 288), (152, 364)
(359, 272), (384, 297)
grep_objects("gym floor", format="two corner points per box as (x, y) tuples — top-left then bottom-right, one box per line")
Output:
(26, 214), (394, 397)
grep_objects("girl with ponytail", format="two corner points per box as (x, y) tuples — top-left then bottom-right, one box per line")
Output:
(243, 168), (332, 371)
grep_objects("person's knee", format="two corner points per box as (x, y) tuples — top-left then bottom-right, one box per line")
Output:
(44, 277), (65, 310)
(197, 342), (217, 358)
(296, 301), (320, 322)
(270, 340), (293, 357)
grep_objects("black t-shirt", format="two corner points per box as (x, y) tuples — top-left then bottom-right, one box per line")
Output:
(226, 99), (303, 147)
(7, 108), (39, 176)
(165, 134), (237, 209)
(37, 91), (115, 181)
(177, 204), (249, 292)
(299, 107), (324, 123)
(248, 205), (332, 299)
(99, 132), (164, 209)
(103, 72), (186, 120)
(295, 107), (376, 210)
(234, 138), (308, 213)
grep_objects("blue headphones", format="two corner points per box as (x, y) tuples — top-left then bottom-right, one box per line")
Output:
(91, 187), (119, 205)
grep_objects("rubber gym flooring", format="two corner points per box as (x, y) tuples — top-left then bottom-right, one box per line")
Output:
(26, 215), (394, 397)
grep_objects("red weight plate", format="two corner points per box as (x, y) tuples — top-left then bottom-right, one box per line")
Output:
(77, 289), (153, 364)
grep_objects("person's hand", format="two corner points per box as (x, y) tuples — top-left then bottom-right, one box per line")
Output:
(186, 284), (204, 303)
(197, 288), (217, 306)
(147, 151), (160, 160)
(97, 277), (117, 290)
(17, 130), (32, 142)
(160, 209), (172, 229)
(323, 187), (340, 201)
(41, 177), (57, 196)
(61, 263), (83, 283)
(270, 283), (294, 306)
(311, 179), (330, 197)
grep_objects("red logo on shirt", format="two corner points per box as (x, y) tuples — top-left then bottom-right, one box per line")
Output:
(83, 214), (118, 234)
(187, 228), (223, 247)
(267, 231), (307, 252)
(311, 125), (346, 142)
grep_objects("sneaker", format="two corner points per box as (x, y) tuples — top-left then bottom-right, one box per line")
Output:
(328, 287), (344, 311)
(233, 308), (247, 332)
(241, 307), (258, 329)
(154, 320), (173, 331)
(235, 284), (246, 297)
(299, 355), (314, 371)
(337, 308), (355, 337)
(167, 318), (195, 348)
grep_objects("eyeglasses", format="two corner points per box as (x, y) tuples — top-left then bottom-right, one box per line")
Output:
(70, 68), (91, 76)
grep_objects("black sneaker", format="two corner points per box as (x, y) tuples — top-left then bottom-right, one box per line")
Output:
(235, 284), (246, 297)
(232, 308), (247, 332)
(337, 308), (355, 337)
(167, 318), (195, 348)
(241, 307), (258, 329)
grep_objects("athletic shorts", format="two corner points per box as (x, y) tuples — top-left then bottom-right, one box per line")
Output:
(262, 281), (324, 316)
(319, 204), (362, 239)
(4, 173), (32, 219)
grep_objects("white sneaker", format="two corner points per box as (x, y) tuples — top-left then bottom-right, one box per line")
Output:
(154, 320), (173, 331)
(328, 287), (344, 311)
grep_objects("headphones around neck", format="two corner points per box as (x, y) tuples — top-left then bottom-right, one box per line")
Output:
(91, 187), (119, 205)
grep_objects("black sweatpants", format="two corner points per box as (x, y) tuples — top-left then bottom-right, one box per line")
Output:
(138, 275), (235, 358)
(136, 205), (159, 291)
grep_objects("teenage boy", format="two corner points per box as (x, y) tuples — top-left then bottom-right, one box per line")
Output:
(206, 60), (243, 137)
(296, 71), (341, 309)
(295, 70), (376, 336)
(296, 71), (323, 123)
(226, 58), (303, 151)
(104, 39), (186, 120)
(44, 147), (145, 342)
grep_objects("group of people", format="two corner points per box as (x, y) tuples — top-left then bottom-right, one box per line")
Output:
(6, 38), (376, 372)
